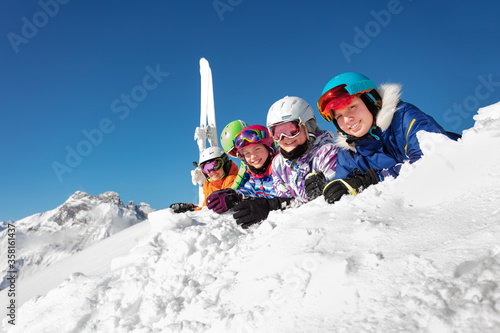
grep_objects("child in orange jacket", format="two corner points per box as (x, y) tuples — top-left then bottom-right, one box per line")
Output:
(170, 147), (238, 213)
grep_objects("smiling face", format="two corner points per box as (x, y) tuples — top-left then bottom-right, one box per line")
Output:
(206, 168), (224, 181)
(277, 125), (308, 152)
(239, 144), (269, 169)
(333, 95), (374, 137)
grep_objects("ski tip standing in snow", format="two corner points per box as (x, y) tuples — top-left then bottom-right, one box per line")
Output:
(194, 57), (219, 206)
(316, 72), (462, 204)
(266, 96), (338, 206)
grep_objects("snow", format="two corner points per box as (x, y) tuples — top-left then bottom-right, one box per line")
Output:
(0, 191), (152, 292)
(0, 221), (12, 233)
(11, 221), (152, 307)
(2, 102), (500, 332)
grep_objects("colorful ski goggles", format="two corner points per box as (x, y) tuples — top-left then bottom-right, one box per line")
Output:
(268, 119), (303, 141)
(317, 85), (354, 122)
(234, 128), (269, 149)
(201, 158), (223, 174)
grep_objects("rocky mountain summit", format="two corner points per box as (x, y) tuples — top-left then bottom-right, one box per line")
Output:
(46, 191), (152, 228)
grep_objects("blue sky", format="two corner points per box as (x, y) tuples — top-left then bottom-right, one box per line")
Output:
(1, 0), (499, 221)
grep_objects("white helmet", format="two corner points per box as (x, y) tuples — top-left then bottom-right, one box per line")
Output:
(199, 146), (231, 179)
(199, 146), (225, 165)
(266, 96), (316, 127)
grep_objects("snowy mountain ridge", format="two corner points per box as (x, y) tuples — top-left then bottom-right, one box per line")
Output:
(0, 191), (154, 291)
(0, 221), (12, 233)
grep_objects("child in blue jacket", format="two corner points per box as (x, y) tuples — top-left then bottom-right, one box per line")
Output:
(233, 124), (277, 199)
(206, 125), (279, 228)
(314, 72), (460, 203)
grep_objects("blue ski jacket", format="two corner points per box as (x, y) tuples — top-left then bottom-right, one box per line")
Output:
(335, 84), (461, 180)
(236, 170), (276, 198)
(235, 142), (280, 198)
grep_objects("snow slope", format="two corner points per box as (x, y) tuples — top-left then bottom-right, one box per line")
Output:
(0, 191), (154, 291)
(2, 102), (500, 332)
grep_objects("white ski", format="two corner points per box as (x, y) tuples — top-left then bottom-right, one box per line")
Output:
(193, 58), (218, 205)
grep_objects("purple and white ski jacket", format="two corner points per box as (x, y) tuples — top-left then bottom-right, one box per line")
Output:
(271, 129), (338, 206)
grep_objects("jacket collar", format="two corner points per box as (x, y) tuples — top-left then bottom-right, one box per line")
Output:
(335, 83), (402, 151)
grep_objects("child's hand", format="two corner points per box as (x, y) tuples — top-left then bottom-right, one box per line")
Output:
(323, 169), (379, 204)
(232, 198), (271, 229)
(170, 203), (196, 213)
(304, 171), (327, 202)
(232, 197), (292, 229)
(191, 167), (206, 186)
(206, 189), (242, 213)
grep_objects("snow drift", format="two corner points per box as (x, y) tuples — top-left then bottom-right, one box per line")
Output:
(2, 102), (500, 333)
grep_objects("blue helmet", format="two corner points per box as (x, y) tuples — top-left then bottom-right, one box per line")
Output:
(321, 72), (377, 96)
(319, 72), (382, 135)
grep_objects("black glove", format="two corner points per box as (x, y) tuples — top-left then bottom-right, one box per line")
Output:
(206, 189), (242, 213)
(170, 203), (196, 213)
(323, 168), (379, 204)
(304, 171), (327, 202)
(233, 197), (292, 229)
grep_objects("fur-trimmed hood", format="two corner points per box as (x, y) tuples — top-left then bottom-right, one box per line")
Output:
(335, 83), (403, 151)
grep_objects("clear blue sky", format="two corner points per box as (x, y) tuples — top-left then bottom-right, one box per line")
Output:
(1, 0), (499, 221)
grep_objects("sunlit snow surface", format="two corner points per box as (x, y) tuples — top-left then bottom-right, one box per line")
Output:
(2, 102), (500, 332)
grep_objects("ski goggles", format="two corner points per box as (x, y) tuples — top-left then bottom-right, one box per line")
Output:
(268, 119), (303, 141)
(317, 86), (354, 122)
(201, 158), (223, 174)
(227, 146), (238, 158)
(234, 128), (269, 149)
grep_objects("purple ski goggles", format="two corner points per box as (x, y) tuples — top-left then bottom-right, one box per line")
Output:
(201, 158), (223, 174)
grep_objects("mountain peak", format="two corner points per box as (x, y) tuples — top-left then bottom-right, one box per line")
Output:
(97, 191), (122, 205)
(48, 191), (140, 226)
(67, 191), (122, 205)
(68, 191), (91, 201)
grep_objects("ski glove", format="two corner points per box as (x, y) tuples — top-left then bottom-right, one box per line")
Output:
(206, 189), (243, 213)
(191, 167), (206, 186)
(323, 168), (380, 204)
(170, 203), (196, 213)
(304, 171), (328, 202)
(233, 197), (292, 229)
